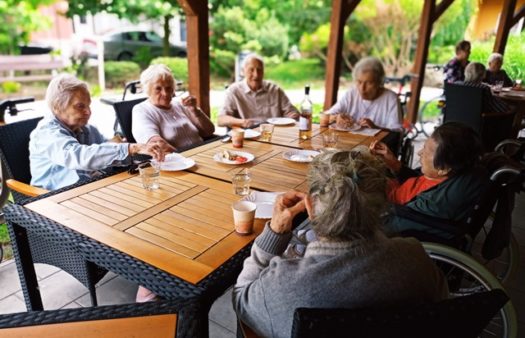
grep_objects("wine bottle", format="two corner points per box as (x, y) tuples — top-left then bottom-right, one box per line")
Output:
(299, 85), (312, 140)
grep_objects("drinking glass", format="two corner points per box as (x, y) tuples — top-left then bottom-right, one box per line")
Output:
(515, 79), (522, 88)
(322, 131), (339, 149)
(138, 162), (160, 191)
(259, 124), (274, 142)
(493, 81), (504, 93)
(232, 168), (251, 196)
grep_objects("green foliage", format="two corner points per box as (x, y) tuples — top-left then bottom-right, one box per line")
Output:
(432, 0), (476, 47)
(133, 47), (155, 69)
(210, 49), (236, 78)
(265, 59), (325, 87)
(151, 57), (188, 83)
(0, 0), (53, 54)
(0, 223), (9, 244)
(1, 81), (21, 94)
(210, 6), (290, 59)
(104, 61), (141, 89)
(469, 33), (525, 80)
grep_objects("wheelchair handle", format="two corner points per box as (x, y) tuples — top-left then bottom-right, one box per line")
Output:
(0, 97), (35, 122)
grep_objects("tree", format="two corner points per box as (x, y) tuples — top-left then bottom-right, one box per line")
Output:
(0, 0), (54, 54)
(67, 0), (183, 57)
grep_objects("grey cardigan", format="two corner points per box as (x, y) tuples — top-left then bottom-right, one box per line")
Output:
(233, 223), (448, 338)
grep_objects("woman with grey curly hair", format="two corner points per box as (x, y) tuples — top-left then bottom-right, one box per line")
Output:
(232, 148), (448, 338)
(325, 56), (402, 131)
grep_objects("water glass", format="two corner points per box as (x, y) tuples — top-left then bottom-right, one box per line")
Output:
(138, 162), (160, 191)
(232, 168), (251, 196)
(322, 131), (339, 149)
(493, 81), (504, 93)
(259, 124), (274, 142)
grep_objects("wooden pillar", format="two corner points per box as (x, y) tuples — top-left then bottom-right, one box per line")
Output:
(511, 5), (525, 27)
(323, 0), (360, 111)
(177, 0), (210, 115)
(494, 0), (518, 54)
(407, 0), (454, 123)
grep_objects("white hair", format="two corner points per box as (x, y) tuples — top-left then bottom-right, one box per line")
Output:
(464, 62), (486, 83)
(353, 57), (385, 86)
(140, 64), (175, 94)
(242, 54), (264, 69)
(488, 53), (503, 64)
(45, 74), (89, 115)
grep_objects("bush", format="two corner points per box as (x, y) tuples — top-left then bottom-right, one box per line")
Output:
(265, 58), (325, 87)
(151, 57), (188, 83)
(104, 61), (141, 89)
(1, 81), (21, 93)
(210, 49), (236, 79)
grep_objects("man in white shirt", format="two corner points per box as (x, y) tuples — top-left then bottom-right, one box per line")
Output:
(218, 54), (299, 128)
(326, 57), (402, 131)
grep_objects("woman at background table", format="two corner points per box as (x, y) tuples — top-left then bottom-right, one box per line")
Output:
(371, 122), (485, 240)
(325, 56), (402, 131)
(443, 40), (471, 84)
(484, 53), (513, 87)
(30, 74), (163, 191)
(233, 149), (447, 338)
(132, 64), (215, 152)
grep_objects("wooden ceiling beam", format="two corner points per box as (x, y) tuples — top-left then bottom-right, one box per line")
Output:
(177, 0), (210, 115)
(511, 4), (525, 27)
(433, 0), (454, 22)
(324, 0), (361, 110)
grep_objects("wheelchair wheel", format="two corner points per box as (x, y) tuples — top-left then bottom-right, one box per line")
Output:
(478, 233), (520, 286)
(423, 242), (518, 338)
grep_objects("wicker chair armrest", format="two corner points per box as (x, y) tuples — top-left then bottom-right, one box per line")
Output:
(6, 179), (48, 197)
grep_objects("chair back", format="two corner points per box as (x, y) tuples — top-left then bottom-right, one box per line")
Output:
(113, 97), (147, 143)
(443, 82), (483, 131)
(291, 290), (509, 338)
(0, 117), (42, 184)
(0, 298), (192, 338)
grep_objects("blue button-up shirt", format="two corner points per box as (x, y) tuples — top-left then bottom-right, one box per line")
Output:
(29, 117), (131, 190)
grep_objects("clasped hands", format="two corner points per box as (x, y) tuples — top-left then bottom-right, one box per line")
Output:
(336, 114), (378, 129)
(270, 191), (307, 234)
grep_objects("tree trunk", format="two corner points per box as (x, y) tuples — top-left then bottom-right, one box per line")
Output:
(163, 15), (172, 57)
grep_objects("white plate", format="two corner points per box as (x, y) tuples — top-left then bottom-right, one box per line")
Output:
(213, 151), (255, 165)
(242, 191), (282, 219)
(267, 117), (296, 126)
(329, 124), (362, 132)
(153, 153), (195, 171)
(282, 150), (320, 163)
(228, 129), (261, 139)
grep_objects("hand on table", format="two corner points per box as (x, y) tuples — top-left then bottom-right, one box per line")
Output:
(286, 111), (300, 120)
(359, 118), (378, 129)
(336, 114), (354, 128)
(241, 118), (262, 129)
(130, 143), (166, 162)
(270, 191), (306, 234)
(147, 136), (176, 153)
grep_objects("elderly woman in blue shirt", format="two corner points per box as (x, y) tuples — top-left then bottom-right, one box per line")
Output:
(30, 74), (164, 190)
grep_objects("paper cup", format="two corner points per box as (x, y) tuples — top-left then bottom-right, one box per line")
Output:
(232, 201), (257, 235)
(232, 129), (245, 148)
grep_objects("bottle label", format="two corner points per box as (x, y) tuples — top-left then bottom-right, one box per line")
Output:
(299, 116), (309, 130)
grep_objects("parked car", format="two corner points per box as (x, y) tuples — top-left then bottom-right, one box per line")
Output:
(77, 30), (187, 61)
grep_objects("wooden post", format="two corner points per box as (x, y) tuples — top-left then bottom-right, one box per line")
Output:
(177, 0), (210, 115)
(510, 5), (525, 27)
(324, 0), (361, 111)
(494, 0), (518, 54)
(407, 0), (436, 124)
(407, 0), (454, 123)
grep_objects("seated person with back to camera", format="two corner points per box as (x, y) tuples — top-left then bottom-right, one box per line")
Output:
(132, 64), (215, 153)
(30, 74), (164, 191)
(217, 54), (299, 129)
(233, 149), (448, 338)
(324, 56), (402, 132)
(371, 122), (487, 240)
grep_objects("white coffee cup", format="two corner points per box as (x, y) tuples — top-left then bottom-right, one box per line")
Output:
(232, 201), (257, 235)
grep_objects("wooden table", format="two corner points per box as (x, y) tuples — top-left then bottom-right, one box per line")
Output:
(25, 171), (265, 285)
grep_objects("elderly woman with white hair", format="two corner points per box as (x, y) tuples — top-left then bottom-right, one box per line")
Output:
(233, 149), (447, 338)
(29, 74), (164, 191)
(462, 62), (509, 114)
(325, 56), (402, 131)
(132, 64), (215, 152)
(484, 53), (513, 87)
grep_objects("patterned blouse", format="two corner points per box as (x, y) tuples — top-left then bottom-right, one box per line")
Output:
(444, 57), (468, 84)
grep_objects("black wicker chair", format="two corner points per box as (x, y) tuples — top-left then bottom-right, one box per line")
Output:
(0, 297), (197, 338)
(0, 118), (107, 307)
(290, 290), (509, 338)
(112, 97), (221, 151)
